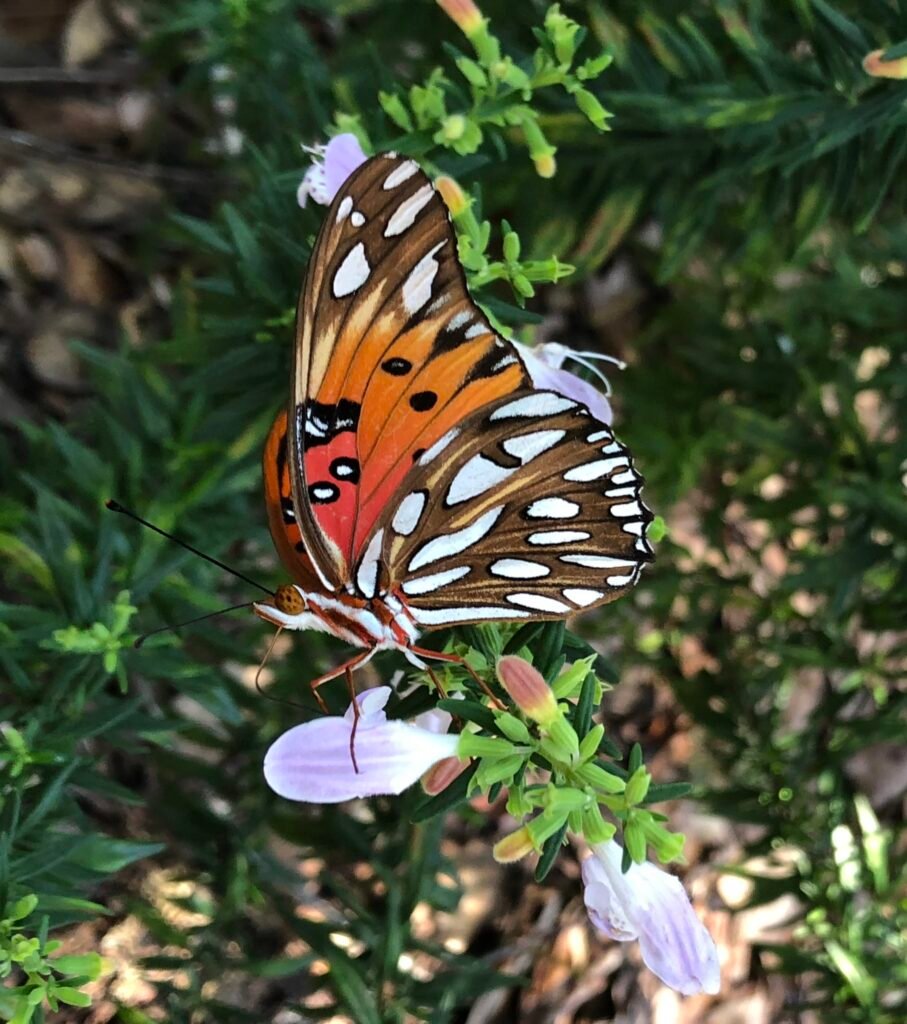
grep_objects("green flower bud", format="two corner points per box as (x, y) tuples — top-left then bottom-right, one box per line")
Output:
(477, 753), (525, 788)
(548, 786), (589, 814)
(578, 723), (604, 762)
(582, 803), (617, 845)
(503, 230), (521, 263)
(625, 766), (652, 806)
(456, 56), (487, 87)
(574, 762), (625, 794)
(495, 712), (532, 743)
(457, 733), (520, 760)
(545, 716), (580, 760)
(624, 817), (647, 863)
(574, 88), (611, 130)
(379, 91), (413, 132)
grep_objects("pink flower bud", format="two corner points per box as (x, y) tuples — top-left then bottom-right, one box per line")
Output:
(496, 656), (557, 726)
(421, 755), (469, 796)
(437, 0), (484, 36)
(863, 49), (907, 80)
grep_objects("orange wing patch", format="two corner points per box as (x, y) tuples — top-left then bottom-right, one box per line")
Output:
(287, 154), (531, 580)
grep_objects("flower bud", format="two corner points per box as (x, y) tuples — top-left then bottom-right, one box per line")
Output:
(435, 175), (470, 217)
(440, 114), (466, 141)
(437, 0), (484, 36)
(578, 723), (604, 762)
(625, 766), (652, 806)
(863, 49), (907, 80)
(534, 152), (557, 178)
(493, 825), (535, 863)
(574, 762), (626, 794)
(582, 803), (617, 845)
(457, 732), (519, 760)
(624, 817), (647, 863)
(574, 88), (611, 131)
(495, 711), (532, 743)
(421, 755), (469, 796)
(378, 91), (413, 132)
(496, 656), (557, 726)
(456, 56), (487, 87)
(545, 715), (580, 761)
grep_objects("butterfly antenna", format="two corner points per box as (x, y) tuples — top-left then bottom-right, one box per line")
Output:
(106, 499), (272, 596)
(134, 602), (254, 648)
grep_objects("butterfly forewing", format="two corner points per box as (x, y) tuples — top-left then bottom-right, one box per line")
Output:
(360, 389), (654, 628)
(289, 154), (530, 590)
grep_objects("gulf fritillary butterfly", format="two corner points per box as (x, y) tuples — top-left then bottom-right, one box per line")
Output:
(253, 152), (653, 698)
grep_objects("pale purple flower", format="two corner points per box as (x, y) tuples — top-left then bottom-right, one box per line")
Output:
(515, 341), (623, 425)
(296, 133), (369, 208)
(264, 686), (459, 803)
(582, 841), (720, 996)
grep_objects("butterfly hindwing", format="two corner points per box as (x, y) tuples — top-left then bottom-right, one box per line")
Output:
(356, 390), (654, 628)
(289, 154), (530, 590)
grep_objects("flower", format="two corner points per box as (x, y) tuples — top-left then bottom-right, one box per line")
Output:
(863, 49), (907, 80)
(296, 133), (368, 208)
(264, 687), (460, 802)
(515, 341), (623, 425)
(582, 841), (720, 996)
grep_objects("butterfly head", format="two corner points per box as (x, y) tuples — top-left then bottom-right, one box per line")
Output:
(253, 584), (309, 628)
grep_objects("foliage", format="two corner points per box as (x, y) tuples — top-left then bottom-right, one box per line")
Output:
(2, 1), (905, 1021)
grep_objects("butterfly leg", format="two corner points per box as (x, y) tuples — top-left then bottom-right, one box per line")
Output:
(345, 665), (360, 775)
(408, 646), (504, 709)
(307, 647), (374, 712)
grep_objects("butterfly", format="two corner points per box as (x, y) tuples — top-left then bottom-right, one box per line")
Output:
(254, 153), (653, 701)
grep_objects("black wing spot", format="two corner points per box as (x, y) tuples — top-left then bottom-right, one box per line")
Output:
(381, 357), (413, 376)
(295, 541), (306, 552)
(330, 457), (360, 483)
(308, 482), (340, 505)
(410, 391), (437, 412)
(280, 496), (296, 523)
(412, 448), (425, 462)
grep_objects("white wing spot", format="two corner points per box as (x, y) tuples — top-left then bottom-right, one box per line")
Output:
(622, 521), (645, 536)
(385, 184), (434, 237)
(491, 393), (577, 421)
(383, 160), (419, 189)
(464, 322), (486, 339)
(402, 565), (471, 596)
(403, 241), (445, 315)
(528, 530), (591, 545)
(563, 588), (604, 607)
(587, 430), (612, 443)
(392, 491), (426, 536)
(611, 470), (638, 486)
(409, 605), (529, 625)
(408, 505), (504, 572)
(489, 558), (550, 579)
(418, 427), (459, 466)
(446, 310), (471, 331)
(447, 454), (516, 505)
(604, 486), (637, 499)
(611, 501), (642, 518)
(564, 456), (629, 481)
(506, 593), (571, 613)
(351, 210), (365, 227)
(336, 196), (353, 223)
(607, 573), (635, 586)
(333, 242), (370, 298)
(356, 528), (384, 598)
(602, 442), (622, 454)
(526, 497), (579, 519)
(561, 554), (637, 569)
(502, 429), (565, 463)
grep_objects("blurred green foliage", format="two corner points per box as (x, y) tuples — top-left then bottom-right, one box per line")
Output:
(1, 1), (905, 1021)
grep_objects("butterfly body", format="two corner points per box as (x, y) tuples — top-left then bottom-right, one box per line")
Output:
(256, 152), (654, 691)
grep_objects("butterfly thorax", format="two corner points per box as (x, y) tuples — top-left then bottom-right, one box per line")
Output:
(254, 583), (419, 652)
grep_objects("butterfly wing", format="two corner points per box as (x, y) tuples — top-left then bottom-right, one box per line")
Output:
(354, 390), (653, 627)
(288, 153), (530, 591)
(263, 409), (325, 591)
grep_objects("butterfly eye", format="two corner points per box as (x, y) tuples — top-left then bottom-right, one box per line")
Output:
(274, 584), (306, 615)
